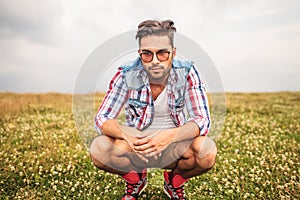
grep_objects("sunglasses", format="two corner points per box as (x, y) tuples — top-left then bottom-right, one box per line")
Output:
(139, 49), (171, 63)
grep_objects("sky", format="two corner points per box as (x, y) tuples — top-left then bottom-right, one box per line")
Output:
(0, 0), (299, 93)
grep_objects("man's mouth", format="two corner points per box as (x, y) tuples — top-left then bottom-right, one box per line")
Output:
(150, 65), (163, 71)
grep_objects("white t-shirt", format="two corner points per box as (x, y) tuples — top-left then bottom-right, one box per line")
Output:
(143, 87), (176, 132)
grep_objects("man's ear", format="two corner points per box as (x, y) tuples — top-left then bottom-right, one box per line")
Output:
(172, 47), (177, 57)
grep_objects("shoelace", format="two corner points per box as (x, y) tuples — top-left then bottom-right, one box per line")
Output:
(126, 182), (138, 195)
(171, 185), (186, 200)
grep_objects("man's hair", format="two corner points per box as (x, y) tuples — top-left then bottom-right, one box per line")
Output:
(136, 19), (176, 47)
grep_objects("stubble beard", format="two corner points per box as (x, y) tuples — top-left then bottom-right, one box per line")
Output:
(147, 64), (171, 85)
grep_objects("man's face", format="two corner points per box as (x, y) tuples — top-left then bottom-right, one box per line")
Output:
(139, 35), (176, 84)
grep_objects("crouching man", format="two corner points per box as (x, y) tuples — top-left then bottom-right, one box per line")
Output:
(90, 19), (217, 200)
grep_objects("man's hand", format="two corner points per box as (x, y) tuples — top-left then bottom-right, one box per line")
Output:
(123, 127), (149, 162)
(133, 128), (177, 158)
(101, 120), (199, 162)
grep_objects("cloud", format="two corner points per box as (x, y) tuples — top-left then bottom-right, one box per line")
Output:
(0, 0), (299, 92)
(0, 0), (63, 43)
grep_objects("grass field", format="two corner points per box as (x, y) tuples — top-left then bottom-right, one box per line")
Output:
(0, 92), (299, 199)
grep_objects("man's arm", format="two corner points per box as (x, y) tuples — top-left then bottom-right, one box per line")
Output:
(94, 68), (149, 160)
(167, 121), (200, 142)
(101, 119), (143, 139)
(185, 65), (211, 136)
(95, 68), (128, 133)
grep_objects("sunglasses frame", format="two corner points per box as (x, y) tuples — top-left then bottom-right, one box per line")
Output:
(139, 49), (171, 63)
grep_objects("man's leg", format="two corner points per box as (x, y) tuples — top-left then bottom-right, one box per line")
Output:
(163, 136), (217, 199)
(90, 135), (141, 175)
(173, 136), (217, 177)
(90, 135), (148, 200)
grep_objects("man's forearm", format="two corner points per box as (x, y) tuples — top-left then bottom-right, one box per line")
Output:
(172, 121), (200, 142)
(142, 121), (200, 143)
(100, 119), (143, 139)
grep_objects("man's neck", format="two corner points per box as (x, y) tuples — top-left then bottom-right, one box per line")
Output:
(150, 83), (166, 100)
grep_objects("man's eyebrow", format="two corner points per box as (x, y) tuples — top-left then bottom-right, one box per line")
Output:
(141, 48), (170, 52)
(157, 48), (170, 52)
(141, 49), (152, 53)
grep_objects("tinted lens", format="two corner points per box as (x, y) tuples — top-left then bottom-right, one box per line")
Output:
(157, 51), (170, 62)
(140, 52), (153, 62)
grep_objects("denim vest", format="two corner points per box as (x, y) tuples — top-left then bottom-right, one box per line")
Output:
(121, 58), (193, 131)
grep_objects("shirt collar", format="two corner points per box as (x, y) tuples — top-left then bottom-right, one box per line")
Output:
(135, 58), (149, 84)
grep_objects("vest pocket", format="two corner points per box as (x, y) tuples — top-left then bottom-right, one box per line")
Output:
(127, 99), (147, 118)
(175, 96), (185, 112)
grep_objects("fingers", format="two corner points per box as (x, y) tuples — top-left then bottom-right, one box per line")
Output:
(133, 138), (155, 153)
(136, 153), (149, 163)
(134, 143), (154, 152)
(136, 152), (162, 162)
(133, 137), (150, 146)
(145, 151), (161, 158)
(133, 137), (165, 160)
(133, 141), (163, 158)
(149, 152), (162, 160)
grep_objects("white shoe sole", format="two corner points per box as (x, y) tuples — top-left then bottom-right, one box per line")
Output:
(139, 180), (148, 195)
(163, 186), (171, 199)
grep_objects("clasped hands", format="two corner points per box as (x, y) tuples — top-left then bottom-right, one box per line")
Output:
(124, 128), (176, 163)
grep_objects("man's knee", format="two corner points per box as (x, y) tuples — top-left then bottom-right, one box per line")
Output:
(90, 135), (113, 165)
(202, 144), (217, 171)
(90, 135), (113, 153)
(192, 136), (217, 170)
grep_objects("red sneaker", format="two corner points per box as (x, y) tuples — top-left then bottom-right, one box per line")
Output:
(163, 171), (188, 200)
(121, 169), (147, 200)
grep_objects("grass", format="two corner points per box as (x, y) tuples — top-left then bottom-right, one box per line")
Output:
(0, 92), (299, 199)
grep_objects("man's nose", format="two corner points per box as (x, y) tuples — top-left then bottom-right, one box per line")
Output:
(152, 53), (160, 64)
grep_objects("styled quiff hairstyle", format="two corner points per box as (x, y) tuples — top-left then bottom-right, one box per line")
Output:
(136, 19), (176, 47)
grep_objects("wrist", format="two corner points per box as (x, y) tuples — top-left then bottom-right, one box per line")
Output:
(166, 128), (179, 143)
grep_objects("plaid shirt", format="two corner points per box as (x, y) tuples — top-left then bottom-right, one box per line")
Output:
(95, 58), (210, 136)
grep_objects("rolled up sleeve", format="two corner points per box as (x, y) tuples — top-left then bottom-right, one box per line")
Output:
(94, 68), (128, 134)
(185, 65), (210, 136)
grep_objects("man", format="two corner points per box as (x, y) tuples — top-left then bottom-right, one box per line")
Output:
(90, 19), (217, 200)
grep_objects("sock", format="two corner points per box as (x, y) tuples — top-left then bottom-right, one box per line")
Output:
(165, 171), (189, 188)
(122, 170), (140, 184)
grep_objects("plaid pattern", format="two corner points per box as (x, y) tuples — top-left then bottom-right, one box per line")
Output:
(95, 58), (210, 136)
